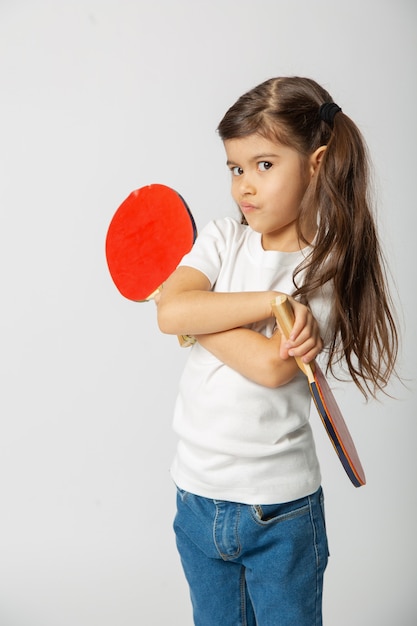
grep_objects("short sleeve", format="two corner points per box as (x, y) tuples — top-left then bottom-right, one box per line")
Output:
(178, 219), (230, 288)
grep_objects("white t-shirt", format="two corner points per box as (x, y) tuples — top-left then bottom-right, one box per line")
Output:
(170, 217), (333, 505)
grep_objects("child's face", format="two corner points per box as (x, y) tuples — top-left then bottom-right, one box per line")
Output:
(224, 134), (315, 252)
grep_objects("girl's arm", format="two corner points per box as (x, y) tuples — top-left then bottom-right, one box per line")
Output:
(195, 328), (300, 388)
(157, 265), (322, 363)
(157, 265), (323, 387)
(157, 266), (275, 335)
(196, 301), (323, 388)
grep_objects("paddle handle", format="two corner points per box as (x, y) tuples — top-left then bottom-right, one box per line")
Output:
(178, 334), (196, 348)
(271, 295), (315, 381)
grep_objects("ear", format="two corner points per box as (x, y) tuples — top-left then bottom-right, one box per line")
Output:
(309, 146), (327, 177)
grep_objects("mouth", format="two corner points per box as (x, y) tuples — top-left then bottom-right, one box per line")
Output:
(240, 202), (258, 214)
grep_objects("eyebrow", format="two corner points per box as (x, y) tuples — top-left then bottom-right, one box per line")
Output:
(226, 153), (280, 166)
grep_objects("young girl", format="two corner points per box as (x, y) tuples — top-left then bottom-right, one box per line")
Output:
(157, 77), (398, 626)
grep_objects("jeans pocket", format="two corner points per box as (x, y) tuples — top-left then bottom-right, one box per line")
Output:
(251, 501), (310, 525)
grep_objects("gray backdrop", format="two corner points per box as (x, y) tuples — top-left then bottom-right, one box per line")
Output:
(0, 1), (415, 624)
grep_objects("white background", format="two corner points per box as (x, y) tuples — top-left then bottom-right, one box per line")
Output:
(0, 1), (416, 624)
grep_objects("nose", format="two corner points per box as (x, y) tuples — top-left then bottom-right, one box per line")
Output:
(238, 173), (256, 196)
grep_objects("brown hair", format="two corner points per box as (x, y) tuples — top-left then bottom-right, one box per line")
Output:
(218, 77), (398, 398)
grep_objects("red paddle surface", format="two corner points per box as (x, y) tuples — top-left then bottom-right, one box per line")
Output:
(106, 184), (196, 301)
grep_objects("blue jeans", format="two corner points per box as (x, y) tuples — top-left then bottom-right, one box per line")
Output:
(174, 486), (329, 626)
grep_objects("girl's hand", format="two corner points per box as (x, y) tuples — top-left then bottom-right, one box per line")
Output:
(277, 296), (323, 364)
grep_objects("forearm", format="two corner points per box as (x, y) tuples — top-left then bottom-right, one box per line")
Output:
(157, 266), (323, 364)
(196, 328), (299, 388)
(157, 267), (276, 335)
(160, 290), (276, 335)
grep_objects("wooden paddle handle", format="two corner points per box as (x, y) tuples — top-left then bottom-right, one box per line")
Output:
(271, 295), (314, 380)
(178, 334), (196, 348)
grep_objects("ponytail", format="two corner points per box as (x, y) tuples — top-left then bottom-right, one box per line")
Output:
(294, 111), (398, 397)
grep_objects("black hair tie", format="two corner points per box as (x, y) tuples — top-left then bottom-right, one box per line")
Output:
(319, 102), (342, 127)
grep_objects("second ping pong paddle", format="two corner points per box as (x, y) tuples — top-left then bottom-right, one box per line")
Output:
(271, 294), (366, 487)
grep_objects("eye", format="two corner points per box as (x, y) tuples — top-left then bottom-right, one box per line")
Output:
(258, 161), (272, 171)
(230, 166), (243, 176)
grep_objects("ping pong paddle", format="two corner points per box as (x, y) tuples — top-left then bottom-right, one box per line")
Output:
(105, 183), (197, 346)
(271, 294), (366, 487)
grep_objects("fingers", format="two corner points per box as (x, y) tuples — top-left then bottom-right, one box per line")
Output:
(278, 296), (323, 363)
(279, 334), (322, 363)
(284, 334), (323, 363)
(153, 287), (163, 306)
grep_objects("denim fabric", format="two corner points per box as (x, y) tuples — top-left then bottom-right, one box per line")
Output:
(174, 487), (329, 626)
